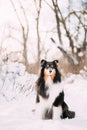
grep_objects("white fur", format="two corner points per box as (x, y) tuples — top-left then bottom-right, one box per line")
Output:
(53, 106), (62, 120)
(45, 76), (63, 106)
(36, 77), (63, 119)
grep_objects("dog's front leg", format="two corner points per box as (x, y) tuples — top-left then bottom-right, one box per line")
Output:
(35, 96), (53, 119)
(52, 106), (62, 120)
(35, 102), (46, 119)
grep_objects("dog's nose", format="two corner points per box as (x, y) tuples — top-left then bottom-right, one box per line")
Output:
(49, 70), (52, 73)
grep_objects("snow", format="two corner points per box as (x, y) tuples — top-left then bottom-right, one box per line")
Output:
(0, 61), (87, 130)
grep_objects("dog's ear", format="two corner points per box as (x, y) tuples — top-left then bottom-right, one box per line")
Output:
(41, 59), (46, 66)
(54, 60), (59, 65)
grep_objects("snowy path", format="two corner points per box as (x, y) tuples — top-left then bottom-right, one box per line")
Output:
(0, 118), (87, 130)
(0, 103), (87, 130)
(0, 74), (87, 130)
(0, 101), (87, 130)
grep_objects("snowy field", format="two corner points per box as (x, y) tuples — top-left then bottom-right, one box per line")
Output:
(0, 60), (87, 130)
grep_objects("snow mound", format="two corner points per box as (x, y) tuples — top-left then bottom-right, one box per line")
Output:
(0, 61), (37, 102)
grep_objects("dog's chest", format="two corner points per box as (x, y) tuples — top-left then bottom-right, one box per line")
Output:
(48, 84), (63, 104)
(45, 77), (63, 98)
(40, 77), (63, 106)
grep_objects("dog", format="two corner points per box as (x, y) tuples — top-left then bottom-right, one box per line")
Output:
(36, 59), (75, 119)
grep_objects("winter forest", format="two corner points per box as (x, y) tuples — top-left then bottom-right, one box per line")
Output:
(0, 0), (87, 130)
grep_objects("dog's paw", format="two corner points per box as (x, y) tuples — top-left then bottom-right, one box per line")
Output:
(61, 110), (75, 119)
(44, 108), (53, 119)
(67, 110), (75, 119)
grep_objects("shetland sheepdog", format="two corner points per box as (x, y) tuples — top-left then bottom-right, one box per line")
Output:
(36, 59), (75, 119)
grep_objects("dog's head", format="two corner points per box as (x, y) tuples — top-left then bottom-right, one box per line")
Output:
(40, 59), (61, 82)
(36, 59), (61, 99)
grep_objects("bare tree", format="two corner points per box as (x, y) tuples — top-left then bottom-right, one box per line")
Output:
(45, 0), (87, 73)
(34, 0), (42, 66)
(10, 0), (29, 71)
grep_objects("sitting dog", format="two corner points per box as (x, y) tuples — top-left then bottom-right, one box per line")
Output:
(36, 59), (75, 119)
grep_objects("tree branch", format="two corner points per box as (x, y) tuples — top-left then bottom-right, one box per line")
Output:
(18, 0), (29, 40)
(10, 0), (23, 28)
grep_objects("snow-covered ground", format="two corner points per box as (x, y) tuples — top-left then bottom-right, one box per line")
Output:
(0, 61), (87, 130)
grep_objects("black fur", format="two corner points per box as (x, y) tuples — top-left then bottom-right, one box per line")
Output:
(53, 91), (64, 106)
(53, 91), (75, 119)
(36, 60), (75, 119)
(37, 77), (49, 99)
(61, 102), (75, 119)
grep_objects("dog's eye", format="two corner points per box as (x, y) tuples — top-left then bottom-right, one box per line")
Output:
(51, 65), (54, 68)
(46, 65), (49, 69)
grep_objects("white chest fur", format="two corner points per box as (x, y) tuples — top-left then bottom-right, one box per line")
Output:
(45, 76), (63, 105)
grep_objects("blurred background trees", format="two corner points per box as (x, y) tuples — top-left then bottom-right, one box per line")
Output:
(50, 0), (87, 74)
(0, 0), (87, 75)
